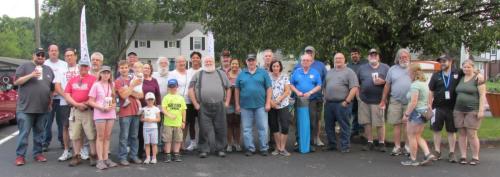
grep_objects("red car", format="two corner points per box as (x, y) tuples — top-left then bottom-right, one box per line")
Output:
(0, 74), (17, 125)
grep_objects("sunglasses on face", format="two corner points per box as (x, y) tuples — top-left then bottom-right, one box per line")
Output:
(36, 53), (45, 57)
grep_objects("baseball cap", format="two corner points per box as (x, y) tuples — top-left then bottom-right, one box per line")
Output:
(221, 50), (231, 57)
(127, 52), (137, 56)
(78, 59), (90, 66)
(99, 66), (112, 73)
(304, 46), (315, 53)
(34, 48), (45, 55)
(145, 92), (155, 100)
(436, 55), (453, 62)
(168, 79), (178, 88)
(246, 54), (256, 61)
(368, 48), (378, 54)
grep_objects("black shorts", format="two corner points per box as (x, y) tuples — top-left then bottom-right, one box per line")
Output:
(430, 107), (457, 133)
(59, 105), (71, 127)
(268, 108), (291, 134)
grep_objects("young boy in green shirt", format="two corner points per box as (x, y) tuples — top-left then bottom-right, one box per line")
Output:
(161, 79), (186, 162)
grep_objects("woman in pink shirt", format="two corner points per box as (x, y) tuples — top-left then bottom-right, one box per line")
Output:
(88, 66), (117, 170)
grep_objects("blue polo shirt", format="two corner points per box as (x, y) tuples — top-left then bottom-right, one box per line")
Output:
(290, 67), (322, 100)
(294, 60), (326, 100)
(236, 68), (272, 109)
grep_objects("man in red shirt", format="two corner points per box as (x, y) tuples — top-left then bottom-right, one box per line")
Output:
(63, 60), (97, 167)
(115, 60), (144, 165)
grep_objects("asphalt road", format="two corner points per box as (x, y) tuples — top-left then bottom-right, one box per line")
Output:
(0, 122), (499, 177)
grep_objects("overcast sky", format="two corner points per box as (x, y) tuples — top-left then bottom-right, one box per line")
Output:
(0, 0), (38, 18)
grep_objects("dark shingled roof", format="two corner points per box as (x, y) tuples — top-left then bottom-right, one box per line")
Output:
(127, 22), (205, 40)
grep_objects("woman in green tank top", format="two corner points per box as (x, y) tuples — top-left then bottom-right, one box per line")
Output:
(400, 64), (434, 166)
(453, 60), (486, 165)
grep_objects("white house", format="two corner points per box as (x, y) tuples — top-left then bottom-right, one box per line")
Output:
(126, 22), (209, 71)
(460, 43), (500, 81)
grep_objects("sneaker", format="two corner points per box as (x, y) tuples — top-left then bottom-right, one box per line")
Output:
(391, 147), (402, 156)
(421, 154), (435, 166)
(34, 154), (47, 162)
(245, 151), (255, 157)
(448, 152), (457, 163)
(58, 150), (73, 161)
(15, 156), (25, 166)
(164, 154), (172, 163)
(260, 151), (269, 156)
(226, 145), (233, 152)
(316, 137), (325, 146)
(280, 150), (291, 157)
(69, 155), (82, 167)
(104, 159), (118, 168)
(131, 157), (142, 164)
(271, 149), (280, 156)
(433, 150), (441, 161)
(362, 142), (375, 151)
(401, 159), (420, 166)
(96, 160), (107, 170)
(186, 140), (197, 151)
(150, 158), (157, 164)
(199, 152), (208, 158)
(89, 154), (97, 166)
(378, 143), (387, 152)
(119, 160), (130, 166)
(341, 148), (351, 153)
(143, 158), (150, 164)
(403, 145), (410, 156)
(234, 144), (242, 152)
(217, 151), (226, 157)
(80, 147), (89, 160)
(42, 146), (49, 152)
(173, 153), (182, 162)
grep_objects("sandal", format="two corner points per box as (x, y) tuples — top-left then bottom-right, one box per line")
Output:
(469, 158), (480, 166)
(459, 158), (468, 165)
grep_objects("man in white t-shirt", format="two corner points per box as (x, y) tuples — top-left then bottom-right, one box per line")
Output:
(53, 48), (79, 161)
(42, 44), (68, 152)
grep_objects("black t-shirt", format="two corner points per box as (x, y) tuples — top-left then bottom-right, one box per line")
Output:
(428, 68), (463, 109)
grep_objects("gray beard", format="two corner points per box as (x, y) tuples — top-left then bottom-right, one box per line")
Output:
(204, 66), (216, 72)
(159, 68), (169, 77)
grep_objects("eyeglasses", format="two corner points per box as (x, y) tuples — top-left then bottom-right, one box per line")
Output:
(36, 53), (45, 57)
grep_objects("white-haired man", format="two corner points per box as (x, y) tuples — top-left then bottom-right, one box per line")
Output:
(188, 56), (231, 158)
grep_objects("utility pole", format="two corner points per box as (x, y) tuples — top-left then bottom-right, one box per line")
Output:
(34, 0), (41, 48)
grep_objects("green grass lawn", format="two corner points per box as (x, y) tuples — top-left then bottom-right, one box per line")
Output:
(384, 117), (500, 142)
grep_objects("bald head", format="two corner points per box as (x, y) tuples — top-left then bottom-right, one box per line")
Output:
(333, 53), (346, 68)
(48, 44), (59, 61)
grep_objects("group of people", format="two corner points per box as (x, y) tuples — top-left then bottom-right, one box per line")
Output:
(13, 44), (486, 170)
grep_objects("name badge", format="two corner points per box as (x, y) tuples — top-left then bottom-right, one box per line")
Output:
(453, 74), (458, 79)
(309, 74), (314, 79)
(445, 91), (450, 100)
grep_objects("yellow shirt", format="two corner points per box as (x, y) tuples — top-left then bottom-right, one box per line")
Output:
(161, 93), (186, 127)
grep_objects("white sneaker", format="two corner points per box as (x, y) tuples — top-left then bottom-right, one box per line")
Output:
(226, 145), (233, 152)
(143, 158), (150, 164)
(58, 150), (72, 161)
(80, 147), (89, 160)
(186, 140), (197, 151)
(234, 144), (242, 152)
(316, 138), (325, 146)
(150, 158), (157, 164)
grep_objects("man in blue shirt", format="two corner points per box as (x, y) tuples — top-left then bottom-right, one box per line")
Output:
(235, 54), (272, 156)
(290, 54), (322, 151)
(293, 46), (327, 147)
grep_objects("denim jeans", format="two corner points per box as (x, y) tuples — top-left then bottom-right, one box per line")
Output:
(16, 112), (49, 157)
(324, 101), (352, 150)
(43, 99), (64, 147)
(240, 107), (268, 152)
(119, 116), (140, 161)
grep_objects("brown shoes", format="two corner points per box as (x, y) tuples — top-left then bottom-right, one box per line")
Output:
(69, 154), (81, 167)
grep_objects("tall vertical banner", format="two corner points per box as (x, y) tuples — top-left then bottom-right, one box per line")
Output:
(207, 31), (215, 58)
(80, 5), (90, 64)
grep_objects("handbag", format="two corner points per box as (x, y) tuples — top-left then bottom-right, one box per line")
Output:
(421, 108), (434, 120)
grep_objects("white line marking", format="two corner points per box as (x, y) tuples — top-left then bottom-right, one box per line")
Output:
(0, 130), (19, 145)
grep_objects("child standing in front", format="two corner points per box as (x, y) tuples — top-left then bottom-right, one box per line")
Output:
(141, 92), (161, 164)
(161, 79), (186, 163)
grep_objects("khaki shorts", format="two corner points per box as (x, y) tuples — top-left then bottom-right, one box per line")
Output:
(358, 99), (385, 127)
(387, 99), (407, 125)
(68, 108), (95, 140)
(162, 126), (183, 143)
(453, 111), (482, 130)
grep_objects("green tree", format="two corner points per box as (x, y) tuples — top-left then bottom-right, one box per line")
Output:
(0, 15), (35, 59)
(41, 0), (156, 65)
(192, 0), (499, 64)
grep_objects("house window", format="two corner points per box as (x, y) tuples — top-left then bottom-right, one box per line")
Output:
(139, 41), (147, 47)
(193, 37), (202, 50)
